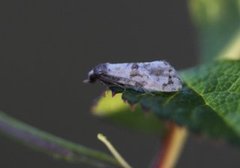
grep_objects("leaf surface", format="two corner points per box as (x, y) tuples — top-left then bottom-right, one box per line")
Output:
(94, 60), (240, 144)
(93, 91), (164, 134)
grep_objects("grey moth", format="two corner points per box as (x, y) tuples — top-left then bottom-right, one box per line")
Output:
(84, 61), (182, 92)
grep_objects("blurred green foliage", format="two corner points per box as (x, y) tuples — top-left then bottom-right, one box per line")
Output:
(189, 0), (240, 61)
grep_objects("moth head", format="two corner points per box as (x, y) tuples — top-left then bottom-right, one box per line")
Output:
(83, 63), (109, 83)
(93, 63), (108, 75)
(83, 70), (96, 83)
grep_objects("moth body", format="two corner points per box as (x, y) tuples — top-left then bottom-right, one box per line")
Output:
(84, 61), (182, 92)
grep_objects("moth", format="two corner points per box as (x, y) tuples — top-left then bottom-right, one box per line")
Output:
(84, 61), (182, 92)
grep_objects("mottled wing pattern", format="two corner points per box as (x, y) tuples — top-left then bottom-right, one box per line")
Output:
(85, 61), (182, 92)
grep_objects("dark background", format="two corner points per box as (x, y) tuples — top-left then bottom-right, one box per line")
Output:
(0, 0), (240, 168)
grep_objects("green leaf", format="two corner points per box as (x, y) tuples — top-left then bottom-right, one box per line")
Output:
(182, 60), (240, 137)
(93, 91), (165, 134)
(113, 60), (240, 144)
(188, 0), (240, 61)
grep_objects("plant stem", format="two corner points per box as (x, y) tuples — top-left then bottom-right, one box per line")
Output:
(98, 133), (132, 168)
(0, 111), (120, 168)
(153, 123), (188, 168)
